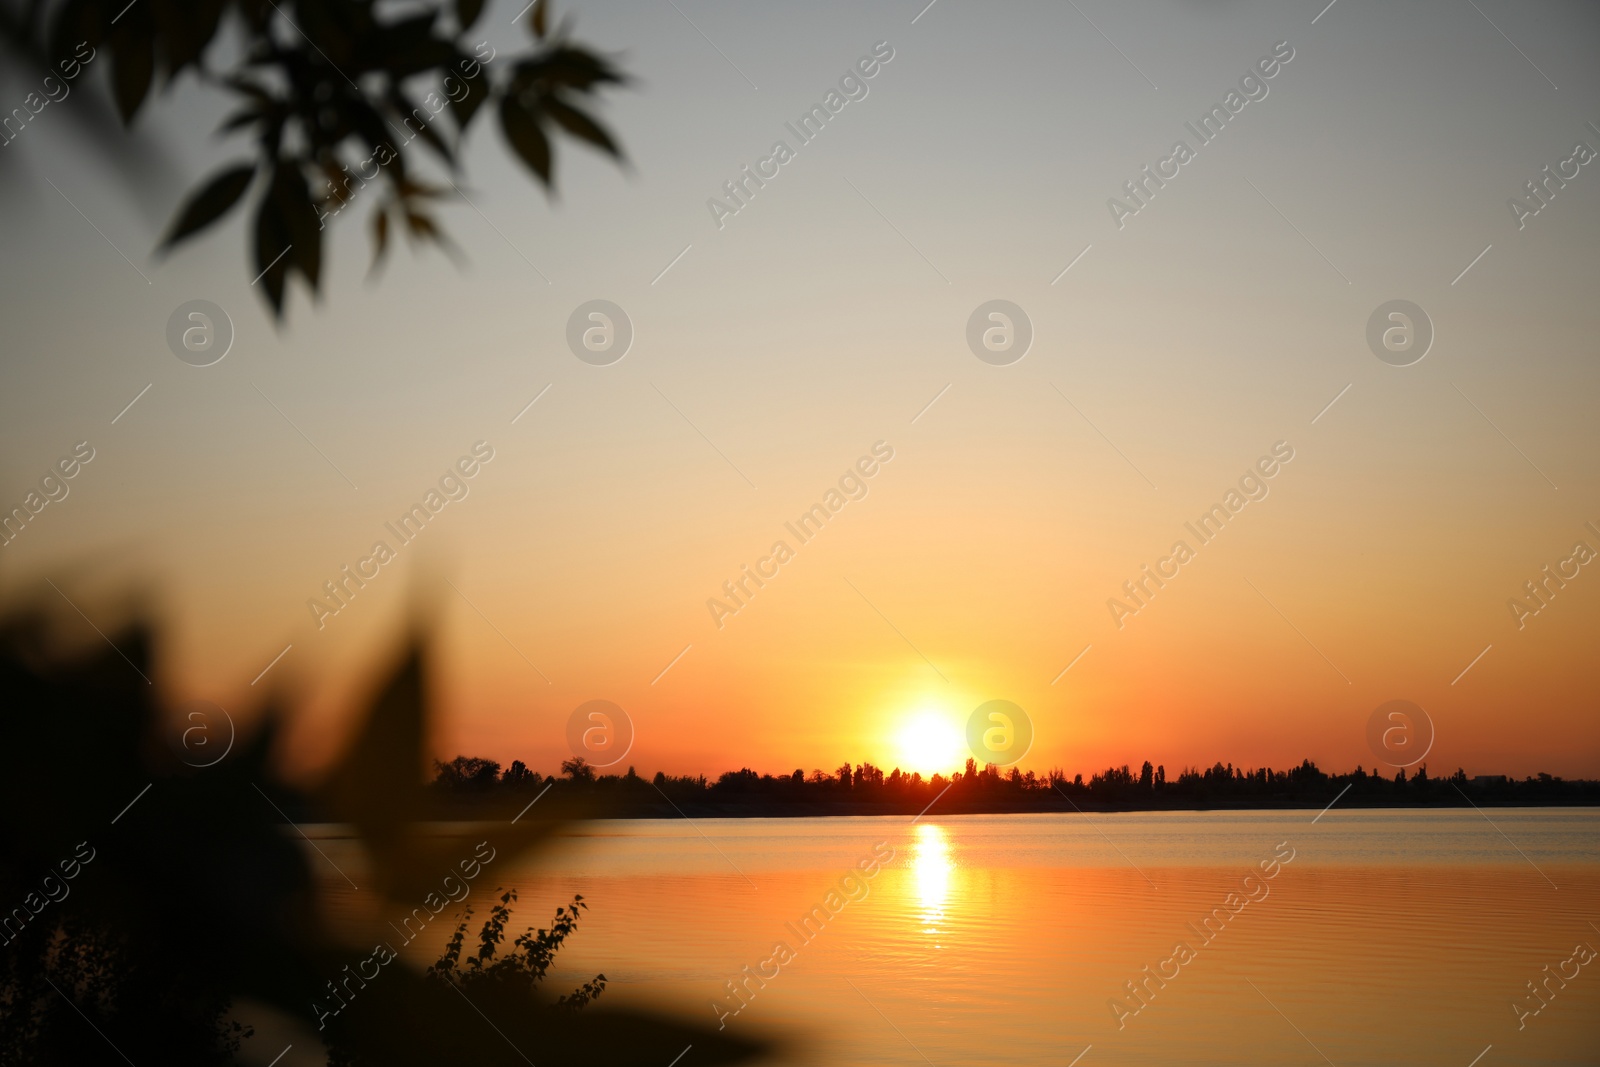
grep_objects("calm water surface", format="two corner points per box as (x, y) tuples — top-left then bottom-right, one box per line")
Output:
(309, 809), (1600, 1066)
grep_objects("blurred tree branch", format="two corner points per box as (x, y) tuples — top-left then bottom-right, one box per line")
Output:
(0, 0), (627, 317)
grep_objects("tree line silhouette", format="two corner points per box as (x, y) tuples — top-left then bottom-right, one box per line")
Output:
(431, 754), (1600, 817)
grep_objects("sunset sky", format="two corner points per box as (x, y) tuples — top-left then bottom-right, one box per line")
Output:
(1, 0), (1597, 780)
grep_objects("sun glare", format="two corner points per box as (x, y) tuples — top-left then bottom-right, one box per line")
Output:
(912, 823), (952, 927)
(895, 710), (964, 775)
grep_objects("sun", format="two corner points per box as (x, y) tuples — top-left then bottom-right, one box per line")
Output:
(894, 710), (965, 775)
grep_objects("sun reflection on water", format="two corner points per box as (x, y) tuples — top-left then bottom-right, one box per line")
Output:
(912, 823), (953, 934)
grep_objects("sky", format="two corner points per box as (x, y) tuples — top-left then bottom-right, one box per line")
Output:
(1, 0), (1597, 781)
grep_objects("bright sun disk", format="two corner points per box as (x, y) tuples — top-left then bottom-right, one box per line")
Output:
(895, 710), (964, 774)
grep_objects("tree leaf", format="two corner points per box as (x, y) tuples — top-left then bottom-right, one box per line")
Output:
(530, 0), (548, 39)
(346, 98), (402, 173)
(217, 105), (264, 134)
(50, 0), (107, 72)
(404, 210), (436, 241)
(457, 0), (485, 31)
(369, 207), (390, 275)
(498, 95), (551, 186)
(160, 164), (255, 251)
(162, 0), (225, 78)
(380, 12), (456, 78)
(448, 63), (490, 129)
(402, 209), (466, 265)
(111, 27), (155, 122)
(222, 76), (275, 107)
(315, 639), (564, 904)
(543, 97), (621, 159)
(391, 92), (454, 166)
(253, 192), (292, 318)
(272, 160), (322, 292)
(521, 47), (629, 92)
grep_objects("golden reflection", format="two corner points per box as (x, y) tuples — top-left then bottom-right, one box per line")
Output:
(912, 823), (952, 928)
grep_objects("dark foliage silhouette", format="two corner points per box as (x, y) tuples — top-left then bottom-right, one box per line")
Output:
(0, 0), (627, 316)
(427, 889), (607, 1011)
(428, 754), (1600, 818)
(0, 600), (769, 1065)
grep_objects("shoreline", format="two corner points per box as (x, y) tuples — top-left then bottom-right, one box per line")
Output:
(408, 795), (1600, 823)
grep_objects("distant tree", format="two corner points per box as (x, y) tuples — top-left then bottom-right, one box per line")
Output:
(434, 754), (501, 789)
(410, 750), (1595, 815)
